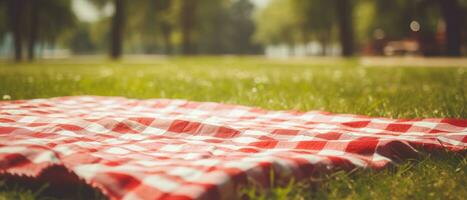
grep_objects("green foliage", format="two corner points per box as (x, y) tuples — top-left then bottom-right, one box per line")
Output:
(195, 0), (259, 54)
(292, 0), (336, 42)
(255, 0), (356, 56)
(2, 0), (467, 57)
(124, 0), (175, 53)
(194, 0), (231, 53)
(228, 0), (261, 54)
(62, 23), (97, 54)
(35, 0), (77, 43)
(254, 0), (301, 45)
(87, 0), (259, 54)
(369, 0), (441, 39)
(254, 0), (467, 56)
(354, 0), (375, 44)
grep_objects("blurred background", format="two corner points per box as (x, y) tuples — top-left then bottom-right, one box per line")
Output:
(0, 0), (466, 62)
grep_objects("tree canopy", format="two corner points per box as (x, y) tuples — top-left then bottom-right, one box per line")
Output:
(1, 0), (466, 61)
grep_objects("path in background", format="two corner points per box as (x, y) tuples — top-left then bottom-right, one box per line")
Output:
(1, 55), (467, 68)
(360, 57), (467, 68)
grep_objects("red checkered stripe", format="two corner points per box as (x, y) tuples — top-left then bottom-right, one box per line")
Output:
(0, 96), (465, 200)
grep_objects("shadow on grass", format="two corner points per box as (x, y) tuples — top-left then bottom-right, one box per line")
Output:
(239, 149), (467, 200)
(0, 166), (106, 200)
(0, 150), (465, 200)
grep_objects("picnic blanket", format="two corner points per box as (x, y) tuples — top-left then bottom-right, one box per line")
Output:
(0, 96), (465, 200)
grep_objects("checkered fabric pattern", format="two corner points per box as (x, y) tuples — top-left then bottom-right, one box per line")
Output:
(0, 96), (465, 200)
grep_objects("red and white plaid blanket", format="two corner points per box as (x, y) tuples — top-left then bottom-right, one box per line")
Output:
(0, 96), (465, 200)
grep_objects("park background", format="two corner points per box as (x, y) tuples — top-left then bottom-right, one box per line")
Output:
(0, 0), (466, 60)
(0, 0), (466, 199)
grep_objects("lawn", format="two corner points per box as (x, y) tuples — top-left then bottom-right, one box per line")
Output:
(0, 57), (466, 199)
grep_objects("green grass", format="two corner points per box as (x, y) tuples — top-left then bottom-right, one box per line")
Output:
(0, 57), (466, 199)
(240, 151), (466, 200)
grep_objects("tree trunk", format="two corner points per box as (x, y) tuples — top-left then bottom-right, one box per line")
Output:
(181, 0), (196, 55)
(336, 0), (354, 57)
(440, 0), (461, 57)
(319, 30), (331, 56)
(8, 0), (25, 62)
(27, 0), (38, 61)
(161, 23), (172, 55)
(111, 0), (124, 59)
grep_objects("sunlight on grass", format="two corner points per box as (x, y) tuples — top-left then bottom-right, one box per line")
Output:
(0, 57), (465, 199)
(1, 57), (465, 118)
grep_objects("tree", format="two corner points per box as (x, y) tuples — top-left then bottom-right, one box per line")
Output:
(155, 0), (174, 55)
(92, 0), (125, 59)
(335, 0), (355, 57)
(288, 0), (355, 56)
(5, 0), (75, 62)
(7, 0), (25, 62)
(122, 0), (175, 54)
(439, 0), (462, 56)
(26, 0), (38, 61)
(111, 0), (124, 59)
(165, 0), (260, 55)
(66, 23), (97, 54)
(292, 0), (335, 55)
(254, 0), (301, 51)
(228, 0), (259, 54)
(195, 0), (230, 54)
(180, 0), (197, 55)
(0, 0), (6, 39)
(371, 1), (414, 39)
(140, 0), (174, 54)
(31, 0), (76, 61)
(370, 0), (462, 56)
